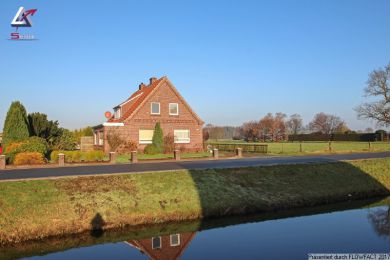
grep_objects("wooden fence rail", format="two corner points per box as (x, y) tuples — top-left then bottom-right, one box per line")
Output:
(206, 143), (268, 153)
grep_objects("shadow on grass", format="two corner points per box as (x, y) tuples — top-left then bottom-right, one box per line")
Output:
(186, 160), (390, 227)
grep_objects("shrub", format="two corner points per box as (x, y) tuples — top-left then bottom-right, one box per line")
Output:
(152, 123), (164, 153)
(50, 150), (61, 162)
(107, 131), (124, 152)
(92, 150), (105, 161)
(163, 134), (175, 153)
(144, 144), (159, 155)
(50, 150), (105, 163)
(23, 136), (48, 155)
(56, 129), (78, 150)
(119, 140), (138, 153)
(5, 137), (48, 163)
(69, 151), (82, 163)
(2, 101), (30, 148)
(84, 151), (95, 162)
(14, 152), (45, 165)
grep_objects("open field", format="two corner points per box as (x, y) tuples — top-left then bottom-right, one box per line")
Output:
(207, 140), (390, 155)
(1, 158), (390, 244)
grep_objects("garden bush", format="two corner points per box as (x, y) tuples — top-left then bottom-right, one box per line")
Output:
(144, 144), (159, 155)
(69, 151), (82, 163)
(152, 122), (164, 153)
(119, 140), (138, 153)
(50, 150), (105, 163)
(163, 134), (175, 153)
(5, 137), (48, 163)
(14, 152), (45, 165)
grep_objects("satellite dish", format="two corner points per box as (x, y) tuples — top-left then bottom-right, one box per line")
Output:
(105, 111), (112, 119)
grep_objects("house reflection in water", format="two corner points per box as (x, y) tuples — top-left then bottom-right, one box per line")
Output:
(125, 232), (196, 260)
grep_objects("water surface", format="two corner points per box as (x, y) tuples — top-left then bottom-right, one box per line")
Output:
(2, 198), (390, 260)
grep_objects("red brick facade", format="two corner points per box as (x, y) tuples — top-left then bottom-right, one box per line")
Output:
(126, 232), (196, 260)
(93, 76), (204, 153)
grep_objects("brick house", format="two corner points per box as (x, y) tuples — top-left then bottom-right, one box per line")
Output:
(93, 76), (204, 153)
(125, 232), (196, 260)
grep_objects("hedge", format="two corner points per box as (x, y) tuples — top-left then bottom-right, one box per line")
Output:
(14, 152), (45, 165)
(50, 150), (105, 163)
(288, 133), (382, 142)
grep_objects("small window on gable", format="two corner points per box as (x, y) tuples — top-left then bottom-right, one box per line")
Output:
(152, 236), (161, 249)
(169, 103), (179, 115)
(114, 108), (121, 119)
(170, 234), (180, 246)
(151, 102), (160, 115)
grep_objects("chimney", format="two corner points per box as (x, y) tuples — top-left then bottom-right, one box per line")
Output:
(149, 77), (157, 85)
(139, 83), (146, 90)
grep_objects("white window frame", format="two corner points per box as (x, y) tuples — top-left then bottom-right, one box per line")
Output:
(152, 236), (161, 249)
(169, 103), (179, 115)
(98, 131), (104, 146)
(139, 129), (154, 144)
(114, 107), (121, 119)
(170, 234), (181, 246)
(174, 129), (190, 144)
(151, 102), (160, 115)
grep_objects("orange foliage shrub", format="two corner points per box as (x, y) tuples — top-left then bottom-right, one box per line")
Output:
(5, 142), (25, 154)
(14, 152), (45, 166)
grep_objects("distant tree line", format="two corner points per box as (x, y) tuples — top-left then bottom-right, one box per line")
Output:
(204, 112), (389, 142)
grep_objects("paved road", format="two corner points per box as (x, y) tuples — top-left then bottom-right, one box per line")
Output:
(1, 152), (390, 181)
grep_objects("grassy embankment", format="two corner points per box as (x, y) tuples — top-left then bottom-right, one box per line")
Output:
(1, 158), (390, 244)
(207, 140), (390, 155)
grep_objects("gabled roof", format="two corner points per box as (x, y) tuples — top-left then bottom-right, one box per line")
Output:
(108, 76), (204, 125)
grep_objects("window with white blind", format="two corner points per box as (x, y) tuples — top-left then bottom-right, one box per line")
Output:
(174, 130), (190, 144)
(139, 129), (154, 144)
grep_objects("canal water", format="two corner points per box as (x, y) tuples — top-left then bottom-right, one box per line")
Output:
(2, 198), (390, 260)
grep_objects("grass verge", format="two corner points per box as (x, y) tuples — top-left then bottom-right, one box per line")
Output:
(207, 140), (390, 155)
(1, 158), (390, 244)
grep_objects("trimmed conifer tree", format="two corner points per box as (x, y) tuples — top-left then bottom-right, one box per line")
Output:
(2, 101), (30, 148)
(152, 122), (164, 153)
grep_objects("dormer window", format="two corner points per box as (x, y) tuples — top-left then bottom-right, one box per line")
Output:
(151, 102), (160, 115)
(114, 107), (121, 119)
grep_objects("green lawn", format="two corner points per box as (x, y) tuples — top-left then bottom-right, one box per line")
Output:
(114, 151), (217, 163)
(1, 158), (390, 244)
(206, 140), (390, 155)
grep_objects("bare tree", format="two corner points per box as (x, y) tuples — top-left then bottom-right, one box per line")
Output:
(273, 113), (287, 141)
(356, 62), (390, 126)
(258, 113), (287, 142)
(368, 207), (390, 238)
(308, 113), (344, 135)
(209, 126), (224, 141)
(286, 114), (303, 135)
(258, 113), (274, 141)
(242, 121), (260, 142)
(106, 130), (124, 152)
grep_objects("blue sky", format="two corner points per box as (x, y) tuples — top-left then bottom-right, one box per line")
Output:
(1, 0), (389, 131)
